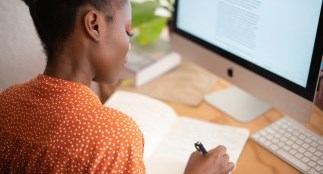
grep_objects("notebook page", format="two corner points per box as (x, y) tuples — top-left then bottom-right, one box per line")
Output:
(104, 91), (178, 160)
(146, 117), (250, 174)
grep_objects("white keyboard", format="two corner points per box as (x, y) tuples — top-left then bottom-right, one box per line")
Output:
(251, 116), (323, 174)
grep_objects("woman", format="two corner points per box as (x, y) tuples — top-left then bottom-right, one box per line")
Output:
(0, 0), (234, 173)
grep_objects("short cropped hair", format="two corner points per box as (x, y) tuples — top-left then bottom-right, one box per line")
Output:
(22, 0), (127, 60)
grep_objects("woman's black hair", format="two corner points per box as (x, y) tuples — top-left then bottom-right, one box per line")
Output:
(21, 0), (127, 60)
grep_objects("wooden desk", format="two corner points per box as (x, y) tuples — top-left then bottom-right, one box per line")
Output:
(160, 79), (323, 174)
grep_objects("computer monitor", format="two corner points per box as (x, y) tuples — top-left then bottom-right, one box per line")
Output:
(171, 0), (323, 122)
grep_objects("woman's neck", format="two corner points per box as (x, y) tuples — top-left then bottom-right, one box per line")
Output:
(44, 48), (94, 87)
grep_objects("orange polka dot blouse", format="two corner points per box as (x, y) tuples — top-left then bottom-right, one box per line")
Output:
(0, 75), (145, 173)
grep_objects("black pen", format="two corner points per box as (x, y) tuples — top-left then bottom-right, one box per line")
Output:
(194, 141), (208, 155)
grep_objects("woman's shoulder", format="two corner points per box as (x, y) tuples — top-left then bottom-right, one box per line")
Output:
(98, 106), (140, 128)
(95, 106), (143, 136)
(0, 76), (42, 97)
(0, 83), (25, 99)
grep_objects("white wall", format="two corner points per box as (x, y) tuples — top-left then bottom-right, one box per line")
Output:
(0, 0), (45, 92)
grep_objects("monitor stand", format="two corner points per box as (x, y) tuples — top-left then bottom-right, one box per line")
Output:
(204, 86), (271, 122)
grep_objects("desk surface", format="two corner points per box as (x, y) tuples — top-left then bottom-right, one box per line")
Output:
(111, 74), (323, 174)
(159, 79), (323, 174)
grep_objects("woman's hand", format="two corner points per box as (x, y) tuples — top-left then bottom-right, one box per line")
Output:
(184, 145), (234, 174)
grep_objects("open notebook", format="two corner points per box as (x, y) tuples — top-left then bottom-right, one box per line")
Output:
(104, 91), (249, 174)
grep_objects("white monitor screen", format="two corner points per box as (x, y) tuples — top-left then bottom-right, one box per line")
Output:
(176, 0), (322, 88)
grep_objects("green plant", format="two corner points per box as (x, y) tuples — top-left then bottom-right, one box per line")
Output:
(131, 0), (174, 45)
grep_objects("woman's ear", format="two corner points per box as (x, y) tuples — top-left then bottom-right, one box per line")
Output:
(84, 11), (101, 42)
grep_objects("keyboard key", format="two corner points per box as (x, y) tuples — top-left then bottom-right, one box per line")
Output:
(299, 134), (306, 139)
(311, 155), (319, 161)
(283, 145), (291, 151)
(318, 145), (323, 152)
(282, 124), (288, 130)
(280, 136), (287, 142)
(296, 139), (303, 145)
(290, 124), (298, 130)
(316, 151), (322, 157)
(277, 149), (310, 172)
(292, 144), (300, 149)
(305, 138), (312, 144)
(290, 136), (297, 142)
(272, 138), (279, 144)
(271, 124), (279, 130)
(279, 129), (286, 134)
(289, 149), (297, 155)
(264, 141), (271, 147)
(274, 133), (282, 138)
(270, 144), (279, 151)
(267, 134), (274, 139)
(302, 143), (310, 149)
(312, 136), (319, 142)
(292, 130), (300, 136)
(314, 165), (322, 172)
(286, 140), (293, 146)
(308, 161), (316, 167)
(301, 157), (310, 163)
(286, 127), (294, 133)
(311, 141), (319, 147)
(266, 127), (275, 134)
(285, 133), (292, 138)
(277, 141), (284, 147)
(295, 153), (303, 159)
(308, 147), (316, 153)
(318, 159), (323, 166)
(298, 147), (306, 154)
(304, 151), (312, 158)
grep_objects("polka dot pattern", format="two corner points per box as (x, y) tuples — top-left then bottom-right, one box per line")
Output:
(0, 75), (145, 173)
